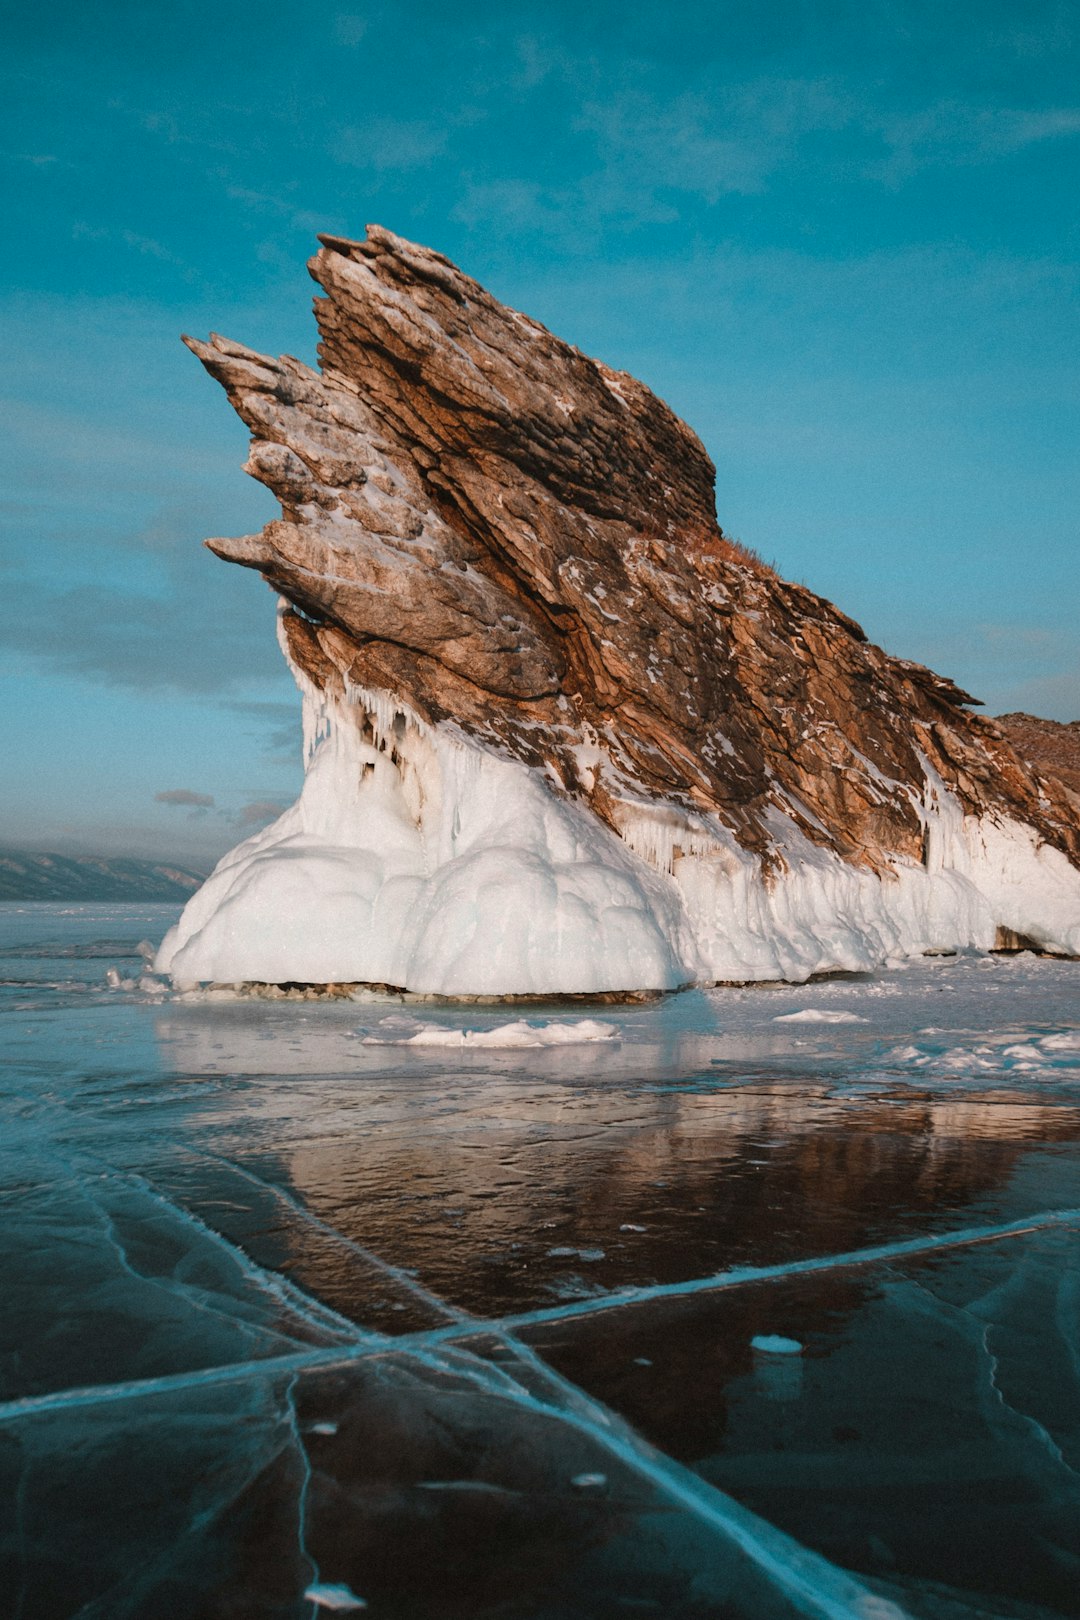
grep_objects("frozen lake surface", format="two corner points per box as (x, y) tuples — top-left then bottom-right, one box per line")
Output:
(2, 903), (1080, 1618)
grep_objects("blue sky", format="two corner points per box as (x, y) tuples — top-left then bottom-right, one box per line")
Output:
(2, 0), (1078, 865)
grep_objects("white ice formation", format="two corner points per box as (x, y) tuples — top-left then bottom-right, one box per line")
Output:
(156, 615), (1080, 995)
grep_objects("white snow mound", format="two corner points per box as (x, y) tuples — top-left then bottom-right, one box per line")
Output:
(155, 609), (1080, 995)
(361, 1018), (618, 1049)
(772, 1010), (868, 1025)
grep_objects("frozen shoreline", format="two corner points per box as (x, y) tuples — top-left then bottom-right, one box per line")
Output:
(5, 901), (1080, 1618)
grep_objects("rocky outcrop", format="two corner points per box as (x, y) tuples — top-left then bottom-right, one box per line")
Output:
(156, 227), (1080, 991)
(996, 713), (1080, 802)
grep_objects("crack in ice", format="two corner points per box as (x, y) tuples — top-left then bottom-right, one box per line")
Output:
(979, 1320), (1077, 1480)
(100, 1159), (373, 1348)
(285, 1371), (321, 1617)
(404, 1333), (909, 1620)
(76, 1176), (307, 1362)
(187, 1146), (471, 1326)
(456, 1207), (1080, 1335)
(0, 1347), (373, 1425)
(7, 1135), (1076, 1620)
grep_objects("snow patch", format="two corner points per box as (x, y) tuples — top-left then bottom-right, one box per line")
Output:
(360, 1017), (618, 1049)
(881, 1026), (1080, 1080)
(772, 1010), (868, 1025)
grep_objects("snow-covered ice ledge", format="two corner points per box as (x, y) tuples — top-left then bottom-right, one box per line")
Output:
(158, 635), (1080, 995)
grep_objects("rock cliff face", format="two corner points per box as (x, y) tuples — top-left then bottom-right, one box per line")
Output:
(156, 227), (1080, 992)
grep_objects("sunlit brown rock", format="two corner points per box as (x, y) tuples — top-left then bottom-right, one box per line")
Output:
(996, 712), (1080, 802)
(158, 226), (1080, 991)
(186, 226), (1078, 876)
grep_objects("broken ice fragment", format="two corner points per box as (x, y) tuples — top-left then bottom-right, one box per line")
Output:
(772, 1010), (868, 1024)
(304, 1583), (367, 1612)
(362, 1019), (618, 1048)
(751, 1334), (803, 1355)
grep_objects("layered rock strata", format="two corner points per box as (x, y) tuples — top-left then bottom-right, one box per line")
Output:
(157, 227), (1080, 991)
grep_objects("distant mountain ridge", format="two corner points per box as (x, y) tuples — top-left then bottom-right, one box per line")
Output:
(0, 851), (207, 902)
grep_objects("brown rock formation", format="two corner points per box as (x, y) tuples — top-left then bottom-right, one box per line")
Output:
(184, 226), (1079, 876)
(996, 713), (1080, 802)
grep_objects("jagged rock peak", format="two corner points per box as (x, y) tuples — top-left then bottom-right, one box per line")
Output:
(159, 227), (1080, 992)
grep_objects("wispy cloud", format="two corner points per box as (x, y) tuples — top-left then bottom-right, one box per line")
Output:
(878, 621), (1079, 722)
(1005, 667), (1080, 720)
(334, 117), (449, 172)
(155, 788), (215, 807)
(448, 54), (1080, 244)
(70, 219), (199, 281)
(578, 78), (850, 204)
(0, 571), (283, 694)
(222, 182), (343, 239)
(0, 497), (286, 695)
(453, 179), (592, 237)
(237, 799), (286, 826)
(453, 77), (851, 243)
(222, 700), (300, 759)
(864, 99), (1080, 183)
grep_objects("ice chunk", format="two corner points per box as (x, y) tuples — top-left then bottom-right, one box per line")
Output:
(304, 1584), (367, 1612)
(750, 1335), (803, 1355)
(884, 1044), (927, 1063)
(772, 1010), (867, 1024)
(361, 1018), (618, 1049)
(1041, 1032), (1080, 1052)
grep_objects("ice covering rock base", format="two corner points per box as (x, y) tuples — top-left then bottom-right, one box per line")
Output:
(158, 226), (1080, 991)
(159, 622), (695, 994)
(157, 616), (1080, 991)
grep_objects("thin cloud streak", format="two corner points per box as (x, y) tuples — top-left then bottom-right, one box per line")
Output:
(155, 788), (215, 807)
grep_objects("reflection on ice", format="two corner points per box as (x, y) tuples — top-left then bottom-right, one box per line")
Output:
(0, 1149), (364, 1403)
(3, 906), (1080, 1615)
(0, 1332), (907, 1620)
(524, 1224), (1080, 1618)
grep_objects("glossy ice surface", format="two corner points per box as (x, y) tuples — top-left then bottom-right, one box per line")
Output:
(3, 903), (1080, 1618)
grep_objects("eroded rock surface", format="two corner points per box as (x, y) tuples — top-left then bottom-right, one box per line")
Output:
(160, 226), (1080, 991)
(188, 227), (1077, 874)
(997, 713), (1080, 802)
